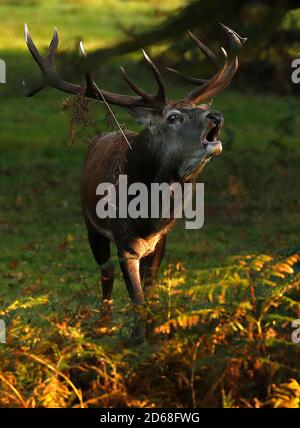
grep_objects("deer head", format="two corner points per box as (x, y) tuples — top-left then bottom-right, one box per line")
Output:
(24, 23), (245, 181)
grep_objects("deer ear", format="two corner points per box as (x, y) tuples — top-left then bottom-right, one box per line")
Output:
(127, 107), (157, 126)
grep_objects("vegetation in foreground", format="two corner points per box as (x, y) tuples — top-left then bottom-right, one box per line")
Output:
(1, 0), (300, 408)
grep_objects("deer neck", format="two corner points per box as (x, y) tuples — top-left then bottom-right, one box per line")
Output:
(125, 129), (182, 186)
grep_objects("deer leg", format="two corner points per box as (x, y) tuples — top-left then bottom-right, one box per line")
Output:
(101, 262), (115, 301)
(118, 252), (144, 305)
(140, 237), (166, 339)
(87, 227), (114, 302)
(118, 251), (146, 340)
(140, 236), (166, 289)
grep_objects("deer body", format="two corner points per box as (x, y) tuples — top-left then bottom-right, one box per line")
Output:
(24, 23), (245, 336)
(81, 129), (176, 305)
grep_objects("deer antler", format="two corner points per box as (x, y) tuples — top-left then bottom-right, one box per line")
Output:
(23, 24), (166, 111)
(24, 23), (245, 110)
(167, 23), (246, 105)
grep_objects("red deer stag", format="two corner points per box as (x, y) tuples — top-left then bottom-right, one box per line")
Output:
(24, 23), (245, 338)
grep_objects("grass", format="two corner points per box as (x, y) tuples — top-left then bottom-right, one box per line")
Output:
(1, 0), (300, 408)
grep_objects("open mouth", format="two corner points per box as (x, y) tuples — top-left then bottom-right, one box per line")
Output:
(203, 122), (222, 144)
(201, 120), (223, 156)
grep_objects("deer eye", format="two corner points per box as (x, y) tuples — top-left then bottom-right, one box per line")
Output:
(167, 115), (176, 123)
(167, 114), (181, 124)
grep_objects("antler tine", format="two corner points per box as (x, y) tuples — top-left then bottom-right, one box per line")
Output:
(24, 23), (43, 65)
(120, 66), (153, 101)
(24, 23), (46, 96)
(166, 30), (220, 89)
(220, 47), (227, 59)
(166, 67), (207, 85)
(119, 50), (166, 109)
(187, 30), (217, 62)
(80, 40), (125, 105)
(219, 23), (247, 46)
(48, 27), (59, 65)
(142, 49), (166, 107)
(79, 40), (98, 98)
(182, 24), (245, 105)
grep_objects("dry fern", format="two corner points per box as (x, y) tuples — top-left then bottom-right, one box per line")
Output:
(61, 94), (100, 145)
(35, 374), (70, 408)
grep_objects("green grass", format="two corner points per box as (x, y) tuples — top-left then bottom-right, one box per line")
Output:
(0, 0), (185, 50)
(1, 0), (300, 408)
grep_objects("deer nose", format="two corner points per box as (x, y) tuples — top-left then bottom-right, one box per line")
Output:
(206, 112), (224, 127)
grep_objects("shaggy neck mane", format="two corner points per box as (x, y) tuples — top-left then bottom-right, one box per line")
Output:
(125, 128), (182, 185)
